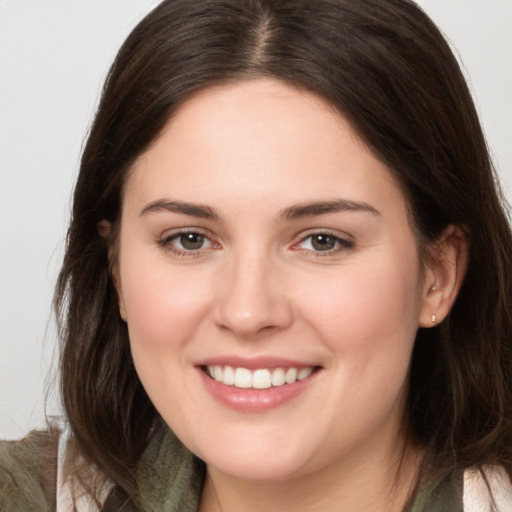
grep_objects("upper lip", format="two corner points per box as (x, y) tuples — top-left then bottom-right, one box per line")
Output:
(196, 356), (320, 370)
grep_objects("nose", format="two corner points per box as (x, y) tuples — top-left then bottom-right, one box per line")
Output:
(213, 250), (293, 340)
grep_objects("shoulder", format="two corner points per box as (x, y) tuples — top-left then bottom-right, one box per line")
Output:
(55, 424), (113, 512)
(0, 422), (202, 512)
(0, 422), (112, 512)
(464, 466), (512, 512)
(0, 426), (59, 511)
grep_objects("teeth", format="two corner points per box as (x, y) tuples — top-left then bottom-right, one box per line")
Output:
(252, 369), (272, 389)
(285, 367), (297, 384)
(223, 365), (235, 385)
(298, 367), (313, 381)
(271, 368), (286, 387)
(205, 365), (315, 389)
(234, 367), (252, 388)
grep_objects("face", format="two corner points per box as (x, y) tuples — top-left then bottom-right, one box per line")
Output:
(115, 78), (433, 482)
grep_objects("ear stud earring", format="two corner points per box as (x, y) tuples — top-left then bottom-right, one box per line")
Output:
(431, 314), (436, 323)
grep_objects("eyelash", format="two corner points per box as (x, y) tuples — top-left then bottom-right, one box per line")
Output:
(293, 231), (355, 256)
(157, 228), (218, 258)
(157, 229), (355, 258)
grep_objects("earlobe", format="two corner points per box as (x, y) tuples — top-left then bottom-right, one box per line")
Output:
(418, 224), (468, 328)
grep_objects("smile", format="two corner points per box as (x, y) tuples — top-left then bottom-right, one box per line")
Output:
(205, 365), (315, 389)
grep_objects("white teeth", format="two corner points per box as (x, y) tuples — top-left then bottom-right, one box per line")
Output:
(285, 367), (298, 384)
(298, 367), (313, 381)
(234, 367), (252, 388)
(205, 365), (315, 389)
(271, 368), (286, 387)
(252, 369), (272, 389)
(223, 365), (235, 385)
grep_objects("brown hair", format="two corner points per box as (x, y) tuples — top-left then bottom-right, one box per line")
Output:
(55, 0), (512, 501)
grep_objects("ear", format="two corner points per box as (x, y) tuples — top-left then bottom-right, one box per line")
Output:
(97, 219), (112, 239)
(98, 219), (127, 321)
(418, 224), (468, 327)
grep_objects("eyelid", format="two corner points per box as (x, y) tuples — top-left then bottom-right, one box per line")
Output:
(291, 229), (355, 255)
(157, 227), (220, 257)
(159, 226), (209, 240)
(156, 227), (354, 258)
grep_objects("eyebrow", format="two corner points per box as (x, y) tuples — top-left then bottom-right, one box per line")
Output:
(279, 199), (380, 221)
(140, 198), (379, 221)
(140, 199), (220, 220)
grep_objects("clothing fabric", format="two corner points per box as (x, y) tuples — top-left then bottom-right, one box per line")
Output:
(1, 423), (510, 511)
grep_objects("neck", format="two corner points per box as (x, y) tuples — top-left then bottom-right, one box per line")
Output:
(199, 439), (421, 512)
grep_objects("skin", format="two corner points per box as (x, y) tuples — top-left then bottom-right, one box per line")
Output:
(111, 78), (466, 511)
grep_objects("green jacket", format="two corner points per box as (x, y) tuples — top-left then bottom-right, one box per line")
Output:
(0, 424), (467, 511)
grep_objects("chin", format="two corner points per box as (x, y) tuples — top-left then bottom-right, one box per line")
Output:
(205, 455), (310, 482)
(192, 435), (315, 482)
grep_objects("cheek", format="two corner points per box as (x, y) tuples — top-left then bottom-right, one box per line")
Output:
(121, 263), (216, 418)
(297, 253), (422, 361)
(293, 254), (422, 441)
(119, 257), (214, 361)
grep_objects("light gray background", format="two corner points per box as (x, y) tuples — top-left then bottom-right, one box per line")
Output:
(1, 1), (511, 439)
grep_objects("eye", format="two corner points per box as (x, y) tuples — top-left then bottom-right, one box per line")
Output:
(295, 232), (354, 254)
(304, 233), (337, 251)
(175, 232), (209, 251)
(158, 229), (217, 256)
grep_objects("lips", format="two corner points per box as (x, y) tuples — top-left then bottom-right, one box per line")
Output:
(197, 357), (321, 412)
(205, 365), (315, 389)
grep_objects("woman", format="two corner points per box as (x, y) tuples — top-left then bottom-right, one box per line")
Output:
(1, 0), (511, 510)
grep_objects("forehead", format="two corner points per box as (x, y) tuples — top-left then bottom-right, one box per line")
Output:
(124, 78), (406, 219)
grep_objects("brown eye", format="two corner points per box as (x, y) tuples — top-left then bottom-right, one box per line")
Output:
(310, 234), (337, 251)
(158, 230), (217, 257)
(296, 232), (354, 255)
(179, 232), (206, 250)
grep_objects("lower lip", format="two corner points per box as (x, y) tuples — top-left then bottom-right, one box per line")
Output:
(197, 368), (319, 412)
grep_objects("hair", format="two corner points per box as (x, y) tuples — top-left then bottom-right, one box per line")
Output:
(54, 0), (512, 503)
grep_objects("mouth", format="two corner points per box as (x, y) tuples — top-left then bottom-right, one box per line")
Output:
(197, 360), (322, 412)
(202, 365), (320, 390)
